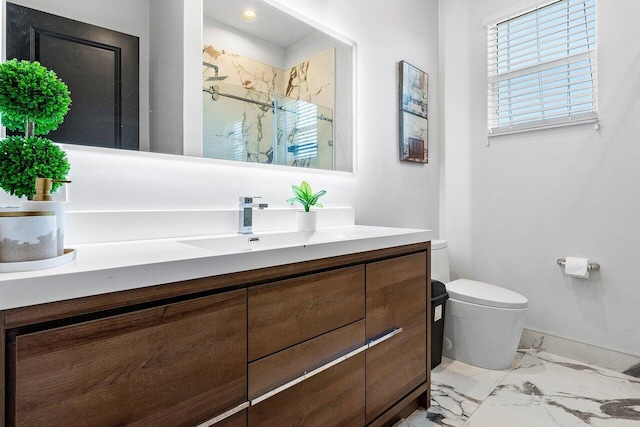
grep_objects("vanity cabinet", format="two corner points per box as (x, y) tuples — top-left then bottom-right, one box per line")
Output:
(0, 242), (430, 427)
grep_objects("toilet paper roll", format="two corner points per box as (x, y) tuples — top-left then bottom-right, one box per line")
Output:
(565, 257), (590, 279)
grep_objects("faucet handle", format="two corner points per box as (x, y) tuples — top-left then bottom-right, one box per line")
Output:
(239, 196), (261, 203)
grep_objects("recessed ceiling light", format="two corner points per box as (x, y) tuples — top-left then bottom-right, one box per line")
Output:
(241, 9), (257, 20)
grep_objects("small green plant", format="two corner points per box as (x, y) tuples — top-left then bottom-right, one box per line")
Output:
(287, 181), (326, 212)
(0, 136), (70, 199)
(0, 59), (71, 136)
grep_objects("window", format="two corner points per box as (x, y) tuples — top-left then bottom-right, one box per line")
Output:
(487, 0), (597, 136)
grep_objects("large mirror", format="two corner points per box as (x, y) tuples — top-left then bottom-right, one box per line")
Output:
(1, 0), (355, 172)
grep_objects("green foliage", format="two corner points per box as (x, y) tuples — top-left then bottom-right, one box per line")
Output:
(0, 136), (70, 199)
(0, 60), (72, 199)
(0, 59), (71, 135)
(286, 181), (326, 212)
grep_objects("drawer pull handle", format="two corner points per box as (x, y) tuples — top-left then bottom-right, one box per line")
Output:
(251, 328), (404, 407)
(367, 327), (403, 349)
(195, 401), (250, 426)
(251, 343), (369, 406)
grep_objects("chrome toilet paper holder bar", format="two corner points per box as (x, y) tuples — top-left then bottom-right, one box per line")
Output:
(557, 258), (600, 271)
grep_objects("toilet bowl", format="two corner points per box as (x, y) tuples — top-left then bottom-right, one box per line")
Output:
(432, 240), (528, 370)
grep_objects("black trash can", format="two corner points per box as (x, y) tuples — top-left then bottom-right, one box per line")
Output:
(431, 280), (449, 369)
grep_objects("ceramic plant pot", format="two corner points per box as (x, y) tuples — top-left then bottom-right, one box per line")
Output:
(296, 210), (317, 232)
(0, 211), (57, 262)
(20, 200), (66, 256)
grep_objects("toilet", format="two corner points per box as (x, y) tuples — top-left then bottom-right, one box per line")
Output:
(432, 240), (528, 370)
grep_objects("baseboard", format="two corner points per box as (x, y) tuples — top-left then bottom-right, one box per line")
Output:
(519, 329), (640, 377)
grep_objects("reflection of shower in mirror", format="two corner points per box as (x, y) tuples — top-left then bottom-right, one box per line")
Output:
(202, 45), (335, 170)
(200, 0), (355, 172)
(203, 82), (334, 169)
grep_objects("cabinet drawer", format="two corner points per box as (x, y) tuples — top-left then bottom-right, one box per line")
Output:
(249, 319), (365, 400)
(248, 265), (365, 361)
(249, 351), (365, 427)
(10, 290), (247, 427)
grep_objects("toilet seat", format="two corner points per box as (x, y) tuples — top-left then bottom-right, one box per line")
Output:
(446, 279), (528, 309)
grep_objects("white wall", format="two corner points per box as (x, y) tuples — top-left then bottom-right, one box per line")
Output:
(0, 0), (440, 235)
(440, 0), (640, 357)
(203, 16), (286, 69)
(182, 0), (204, 158)
(149, 0), (184, 155)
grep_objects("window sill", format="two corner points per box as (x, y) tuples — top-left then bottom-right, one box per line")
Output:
(488, 115), (599, 138)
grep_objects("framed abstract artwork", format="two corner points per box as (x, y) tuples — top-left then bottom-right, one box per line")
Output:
(400, 111), (428, 163)
(399, 61), (428, 163)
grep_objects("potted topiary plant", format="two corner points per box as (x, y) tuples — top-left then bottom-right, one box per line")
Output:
(286, 181), (326, 232)
(0, 59), (72, 262)
(0, 59), (71, 200)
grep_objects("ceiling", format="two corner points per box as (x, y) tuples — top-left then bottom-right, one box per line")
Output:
(202, 0), (317, 49)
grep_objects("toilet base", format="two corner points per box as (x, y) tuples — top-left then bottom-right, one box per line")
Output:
(443, 298), (527, 370)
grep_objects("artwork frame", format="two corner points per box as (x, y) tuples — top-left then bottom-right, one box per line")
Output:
(399, 61), (428, 163)
(400, 111), (428, 164)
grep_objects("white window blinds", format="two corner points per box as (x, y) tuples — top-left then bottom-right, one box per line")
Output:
(487, 0), (597, 136)
(283, 99), (319, 164)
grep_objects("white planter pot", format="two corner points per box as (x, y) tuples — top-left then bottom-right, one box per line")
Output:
(0, 211), (57, 262)
(20, 200), (66, 256)
(296, 210), (317, 232)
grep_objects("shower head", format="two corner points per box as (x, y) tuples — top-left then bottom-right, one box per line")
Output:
(206, 76), (228, 81)
(202, 61), (228, 81)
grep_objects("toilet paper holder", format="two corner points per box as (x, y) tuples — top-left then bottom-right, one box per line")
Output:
(557, 258), (600, 271)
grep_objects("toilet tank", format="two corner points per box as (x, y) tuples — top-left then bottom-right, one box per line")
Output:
(431, 240), (451, 283)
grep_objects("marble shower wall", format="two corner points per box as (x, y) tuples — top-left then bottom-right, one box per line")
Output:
(202, 45), (334, 169)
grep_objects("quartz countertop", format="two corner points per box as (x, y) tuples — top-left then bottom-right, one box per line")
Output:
(0, 225), (432, 310)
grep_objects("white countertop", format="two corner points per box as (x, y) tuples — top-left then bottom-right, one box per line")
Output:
(0, 225), (432, 311)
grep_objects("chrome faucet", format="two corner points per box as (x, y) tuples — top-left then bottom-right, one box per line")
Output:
(239, 196), (268, 234)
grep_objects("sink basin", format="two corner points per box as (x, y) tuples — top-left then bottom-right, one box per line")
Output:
(178, 230), (348, 254)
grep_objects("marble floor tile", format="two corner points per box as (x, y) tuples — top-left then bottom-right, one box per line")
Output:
(394, 355), (521, 427)
(520, 329), (640, 376)
(425, 356), (519, 426)
(432, 356), (521, 402)
(397, 350), (640, 427)
(465, 351), (640, 426)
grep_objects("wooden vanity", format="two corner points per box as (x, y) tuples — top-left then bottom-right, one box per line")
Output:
(0, 241), (431, 426)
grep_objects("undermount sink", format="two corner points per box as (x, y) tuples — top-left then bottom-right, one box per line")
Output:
(178, 230), (349, 254)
